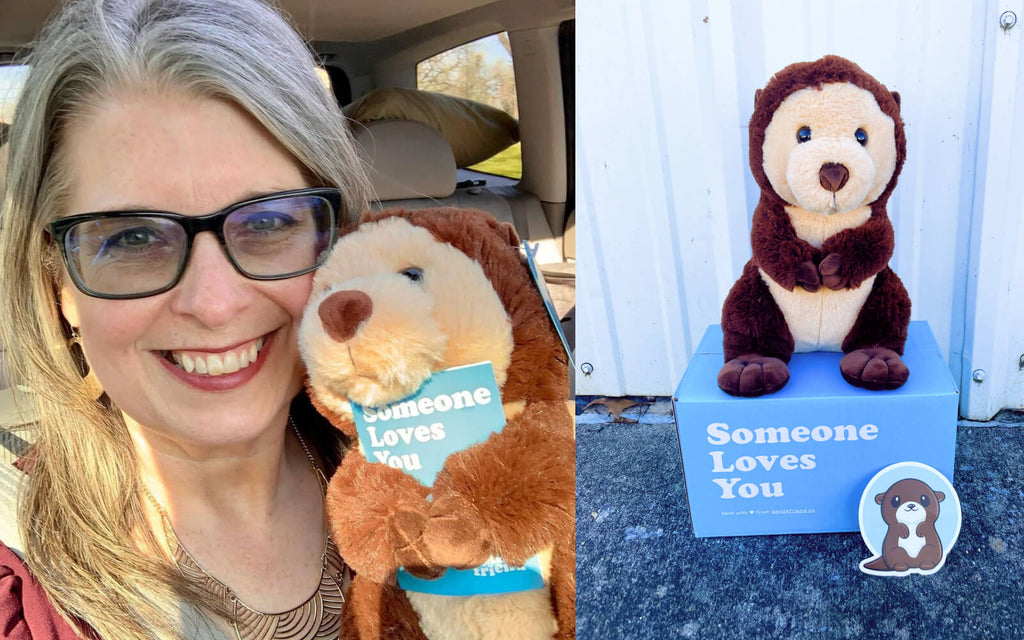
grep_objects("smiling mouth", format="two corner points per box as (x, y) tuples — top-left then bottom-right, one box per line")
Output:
(161, 336), (266, 376)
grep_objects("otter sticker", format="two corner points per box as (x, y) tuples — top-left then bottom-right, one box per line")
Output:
(858, 462), (961, 576)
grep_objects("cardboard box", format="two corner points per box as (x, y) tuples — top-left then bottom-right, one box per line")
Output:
(673, 321), (958, 538)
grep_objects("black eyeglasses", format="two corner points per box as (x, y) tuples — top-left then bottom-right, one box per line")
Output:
(49, 187), (342, 299)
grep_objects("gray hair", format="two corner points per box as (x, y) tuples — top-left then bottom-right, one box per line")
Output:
(0, 1), (368, 638)
(9, 0), (369, 226)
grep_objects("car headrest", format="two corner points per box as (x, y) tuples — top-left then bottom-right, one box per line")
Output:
(345, 88), (518, 168)
(352, 119), (456, 201)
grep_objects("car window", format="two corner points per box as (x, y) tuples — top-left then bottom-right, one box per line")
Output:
(416, 33), (521, 180)
(0, 65), (29, 130)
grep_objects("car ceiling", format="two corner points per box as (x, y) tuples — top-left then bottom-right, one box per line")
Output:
(0, 0), (500, 50)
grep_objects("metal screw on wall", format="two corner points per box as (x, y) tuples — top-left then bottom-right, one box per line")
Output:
(972, 369), (987, 383)
(581, 362), (594, 376)
(1000, 11), (1017, 30)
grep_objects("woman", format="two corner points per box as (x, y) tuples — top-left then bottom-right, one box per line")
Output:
(0, 0), (371, 637)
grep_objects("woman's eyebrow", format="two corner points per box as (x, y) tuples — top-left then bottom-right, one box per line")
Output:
(71, 187), (302, 215)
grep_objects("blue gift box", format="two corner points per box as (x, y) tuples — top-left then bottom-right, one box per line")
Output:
(672, 321), (959, 538)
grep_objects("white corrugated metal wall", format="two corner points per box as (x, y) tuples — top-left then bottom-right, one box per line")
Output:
(576, 0), (1024, 420)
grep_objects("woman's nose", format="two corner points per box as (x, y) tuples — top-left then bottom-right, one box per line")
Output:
(169, 233), (254, 327)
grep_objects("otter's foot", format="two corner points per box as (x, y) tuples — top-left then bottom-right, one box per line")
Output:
(718, 355), (790, 397)
(840, 347), (909, 390)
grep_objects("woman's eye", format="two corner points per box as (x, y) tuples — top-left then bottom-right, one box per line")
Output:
(244, 212), (294, 232)
(401, 267), (424, 282)
(855, 128), (868, 146)
(797, 127), (812, 143)
(99, 226), (164, 254)
(113, 228), (158, 247)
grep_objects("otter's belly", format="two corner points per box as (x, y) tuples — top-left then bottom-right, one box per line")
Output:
(898, 528), (927, 558)
(760, 269), (876, 352)
(406, 587), (557, 640)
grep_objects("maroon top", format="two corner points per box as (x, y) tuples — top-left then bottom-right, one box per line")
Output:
(0, 541), (84, 639)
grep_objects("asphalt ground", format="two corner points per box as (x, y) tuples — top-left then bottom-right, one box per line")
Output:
(575, 398), (1024, 640)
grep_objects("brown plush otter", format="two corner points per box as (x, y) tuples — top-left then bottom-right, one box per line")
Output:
(298, 208), (575, 639)
(718, 55), (912, 397)
(861, 478), (945, 573)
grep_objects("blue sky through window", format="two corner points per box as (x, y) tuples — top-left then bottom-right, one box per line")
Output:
(0, 65), (29, 123)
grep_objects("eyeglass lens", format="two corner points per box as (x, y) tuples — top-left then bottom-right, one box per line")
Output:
(63, 194), (334, 297)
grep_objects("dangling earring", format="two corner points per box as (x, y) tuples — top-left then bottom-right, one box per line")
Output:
(68, 331), (104, 401)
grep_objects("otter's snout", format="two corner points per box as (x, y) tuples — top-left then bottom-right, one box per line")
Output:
(819, 160), (851, 190)
(819, 162), (850, 192)
(319, 290), (373, 342)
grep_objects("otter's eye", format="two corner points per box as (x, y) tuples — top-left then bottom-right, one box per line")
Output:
(920, 495), (930, 507)
(855, 128), (868, 146)
(797, 127), (812, 143)
(400, 267), (424, 283)
(891, 496), (901, 508)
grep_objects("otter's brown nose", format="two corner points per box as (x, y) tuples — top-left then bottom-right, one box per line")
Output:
(318, 290), (373, 343)
(819, 163), (850, 193)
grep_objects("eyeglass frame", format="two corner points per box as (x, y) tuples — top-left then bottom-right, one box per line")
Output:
(48, 187), (344, 300)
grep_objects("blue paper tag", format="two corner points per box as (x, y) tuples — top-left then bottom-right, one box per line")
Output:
(522, 241), (574, 368)
(351, 362), (506, 487)
(397, 554), (546, 596)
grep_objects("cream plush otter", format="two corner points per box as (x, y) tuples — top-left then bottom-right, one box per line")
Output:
(298, 208), (574, 640)
(718, 55), (912, 397)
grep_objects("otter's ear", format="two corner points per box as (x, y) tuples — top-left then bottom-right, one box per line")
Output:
(934, 491), (945, 503)
(496, 221), (520, 248)
(754, 89), (763, 108)
(891, 91), (901, 110)
(875, 493), (885, 505)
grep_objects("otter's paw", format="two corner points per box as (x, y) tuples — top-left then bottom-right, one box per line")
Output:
(326, 456), (432, 582)
(795, 260), (821, 292)
(819, 253), (849, 290)
(393, 507), (445, 580)
(421, 492), (493, 569)
(840, 347), (909, 390)
(718, 355), (790, 397)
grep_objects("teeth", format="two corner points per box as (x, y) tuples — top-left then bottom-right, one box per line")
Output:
(169, 336), (266, 377)
(207, 354), (224, 376)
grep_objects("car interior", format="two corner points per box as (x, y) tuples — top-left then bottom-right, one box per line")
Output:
(0, 0), (577, 399)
